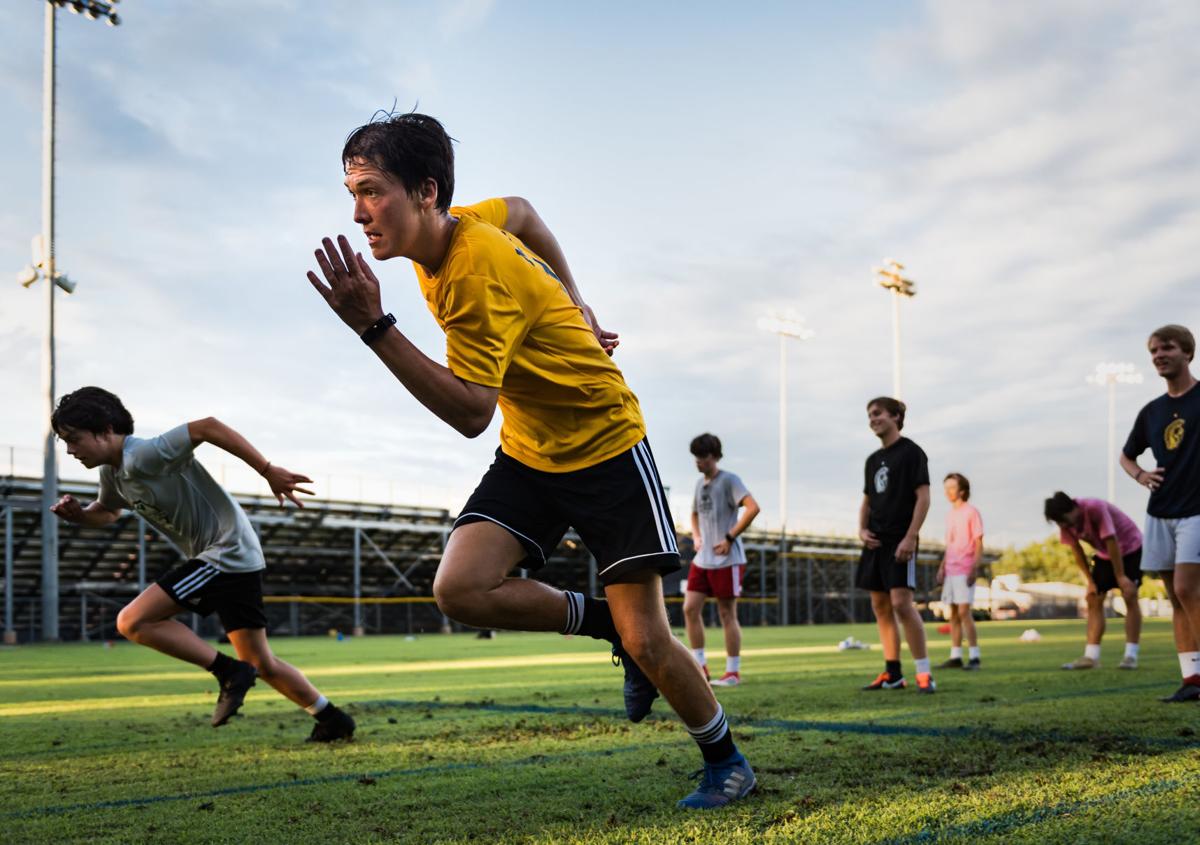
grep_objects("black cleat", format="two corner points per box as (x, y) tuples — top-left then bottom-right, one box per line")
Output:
(307, 706), (356, 742)
(212, 660), (257, 727)
(964, 658), (981, 671)
(612, 642), (659, 723)
(1161, 681), (1200, 703)
(938, 657), (964, 669)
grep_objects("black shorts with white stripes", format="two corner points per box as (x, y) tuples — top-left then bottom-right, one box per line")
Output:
(454, 438), (682, 585)
(157, 559), (267, 632)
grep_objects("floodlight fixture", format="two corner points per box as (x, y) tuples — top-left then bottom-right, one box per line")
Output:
(757, 309), (815, 340)
(875, 259), (917, 397)
(17, 265), (38, 288)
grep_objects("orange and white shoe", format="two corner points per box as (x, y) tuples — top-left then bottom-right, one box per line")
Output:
(862, 672), (906, 690)
(710, 671), (741, 687)
(916, 672), (937, 694)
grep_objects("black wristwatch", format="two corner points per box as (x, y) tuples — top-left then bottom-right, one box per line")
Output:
(725, 533), (736, 543)
(360, 313), (396, 345)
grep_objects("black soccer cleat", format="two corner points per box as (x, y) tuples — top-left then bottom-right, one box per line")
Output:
(306, 706), (356, 743)
(1160, 681), (1200, 703)
(612, 642), (659, 723)
(964, 658), (981, 671)
(938, 657), (964, 669)
(211, 660), (257, 727)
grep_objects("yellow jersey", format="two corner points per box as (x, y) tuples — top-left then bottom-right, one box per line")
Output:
(413, 198), (646, 472)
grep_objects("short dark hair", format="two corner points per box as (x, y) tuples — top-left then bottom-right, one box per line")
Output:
(1043, 491), (1076, 523)
(51, 387), (134, 436)
(342, 111), (455, 212)
(1148, 324), (1195, 361)
(867, 396), (906, 430)
(944, 472), (971, 501)
(689, 433), (722, 459)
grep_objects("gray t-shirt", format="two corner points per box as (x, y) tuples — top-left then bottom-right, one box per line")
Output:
(97, 425), (265, 573)
(692, 470), (750, 568)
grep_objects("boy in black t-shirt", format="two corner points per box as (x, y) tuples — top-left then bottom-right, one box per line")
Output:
(1119, 324), (1200, 702)
(857, 397), (935, 693)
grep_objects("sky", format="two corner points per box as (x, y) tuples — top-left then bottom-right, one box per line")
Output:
(1, 0), (1197, 548)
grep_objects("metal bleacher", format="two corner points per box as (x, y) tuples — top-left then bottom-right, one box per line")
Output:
(2, 476), (996, 642)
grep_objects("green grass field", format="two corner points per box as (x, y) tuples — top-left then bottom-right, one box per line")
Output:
(2, 619), (1198, 844)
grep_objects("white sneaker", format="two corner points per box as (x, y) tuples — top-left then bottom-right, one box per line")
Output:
(1118, 655), (1138, 670)
(1062, 655), (1098, 670)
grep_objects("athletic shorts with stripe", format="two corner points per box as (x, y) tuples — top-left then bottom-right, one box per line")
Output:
(156, 560), (268, 632)
(686, 563), (745, 598)
(454, 437), (682, 585)
(856, 536), (917, 592)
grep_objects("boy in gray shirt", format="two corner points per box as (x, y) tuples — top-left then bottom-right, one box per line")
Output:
(49, 387), (354, 741)
(686, 433), (760, 686)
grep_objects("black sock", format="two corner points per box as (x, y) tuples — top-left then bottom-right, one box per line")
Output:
(886, 660), (902, 681)
(689, 705), (738, 764)
(208, 652), (236, 682)
(562, 592), (619, 642)
(315, 702), (339, 722)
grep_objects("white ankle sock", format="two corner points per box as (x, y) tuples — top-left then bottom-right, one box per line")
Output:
(1179, 651), (1200, 678)
(726, 656), (740, 674)
(968, 646), (980, 660)
(692, 648), (706, 667)
(304, 694), (329, 716)
(914, 657), (931, 675)
(1084, 644), (1101, 661)
(949, 647), (963, 659)
(1124, 642), (1140, 659)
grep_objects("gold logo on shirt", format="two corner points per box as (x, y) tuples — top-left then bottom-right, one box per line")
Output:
(1165, 418), (1185, 451)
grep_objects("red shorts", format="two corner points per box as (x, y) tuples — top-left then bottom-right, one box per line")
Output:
(685, 563), (745, 598)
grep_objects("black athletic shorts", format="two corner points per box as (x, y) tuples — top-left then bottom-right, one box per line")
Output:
(856, 536), (917, 592)
(157, 559), (268, 632)
(1091, 547), (1144, 593)
(454, 438), (681, 585)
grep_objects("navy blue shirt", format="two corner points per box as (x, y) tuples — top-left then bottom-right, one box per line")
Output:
(864, 437), (930, 539)
(1123, 382), (1200, 519)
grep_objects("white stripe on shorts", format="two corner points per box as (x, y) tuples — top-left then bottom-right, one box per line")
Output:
(173, 564), (220, 599)
(453, 512), (548, 564)
(906, 554), (916, 590)
(631, 441), (678, 553)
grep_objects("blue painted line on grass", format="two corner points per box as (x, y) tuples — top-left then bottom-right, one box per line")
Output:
(3, 743), (646, 819)
(360, 698), (1200, 751)
(882, 773), (1199, 844)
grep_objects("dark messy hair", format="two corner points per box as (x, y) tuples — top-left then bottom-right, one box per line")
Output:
(867, 396), (906, 430)
(944, 472), (971, 501)
(51, 387), (134, 436)
(1043, 491), (1077, 524)
(690, 433), (723, 459)
(342, 111), (455, 212)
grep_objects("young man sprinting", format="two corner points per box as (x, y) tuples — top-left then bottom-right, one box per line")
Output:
(857, 397), (935, 693)
(936, 473), (984, 670)
(1119, 324), (1200, 702)
(685, 433), (760, 686)
(1044, 492), (1144, 670)
(49, 387), (355, 741)
(304, 113), (754, 808)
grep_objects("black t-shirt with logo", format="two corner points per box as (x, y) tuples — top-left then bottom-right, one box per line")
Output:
(863, 437), (930, 539)
(1123, 382), (1200, 519)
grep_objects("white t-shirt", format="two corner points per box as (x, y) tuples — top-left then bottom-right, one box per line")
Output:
(692, 470), (750, 568)
(97, 425), (265, 573)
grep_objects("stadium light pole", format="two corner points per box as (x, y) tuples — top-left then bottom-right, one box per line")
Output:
(757, 310), (814, 625)
(1086, 362), (1143, 501)
(15, 0), (121, 642)
(874, 260), (916, 399)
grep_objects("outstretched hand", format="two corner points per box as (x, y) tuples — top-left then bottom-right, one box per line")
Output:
(581, 304), (619, 356)
(50, 494), (85, 523)
(307, 235), (385, 334)
(263, 464), (315, 509)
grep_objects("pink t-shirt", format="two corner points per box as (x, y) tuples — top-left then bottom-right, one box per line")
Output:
(944, 503), (984, 576)
(1058, 498), (1142, 559)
